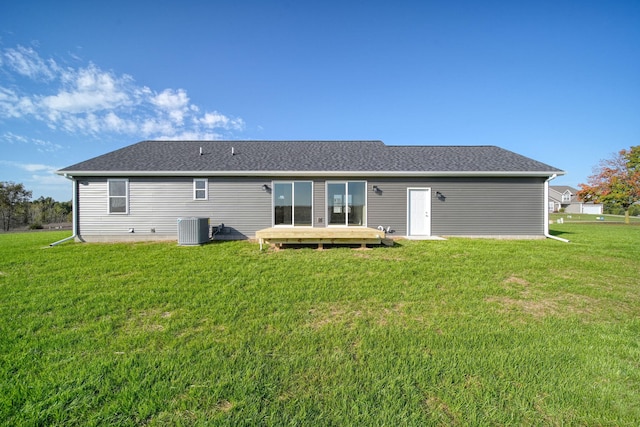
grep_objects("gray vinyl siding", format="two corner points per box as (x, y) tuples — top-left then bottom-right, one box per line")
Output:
(76, 176), (271, 241)
(313, 179), (326, 227)
(368, 177), (545, 236)
(76, 175), (546, 242)
(431, 177), (545, 236)
(210, 177), (271, 239)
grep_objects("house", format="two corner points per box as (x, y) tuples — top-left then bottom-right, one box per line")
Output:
(549, 185), (603, 214)
(56, 140), (565, 243)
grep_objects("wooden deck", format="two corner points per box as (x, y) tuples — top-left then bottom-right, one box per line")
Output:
(255, 227), (391, 250)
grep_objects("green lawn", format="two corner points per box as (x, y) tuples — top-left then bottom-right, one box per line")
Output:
(550, 212), (640, 223)
(1, 225), (639, 426)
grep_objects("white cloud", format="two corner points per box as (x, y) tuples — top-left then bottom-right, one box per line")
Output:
(1, 132), (63, 152)
(198, 111), (228, 128)
(24, 163), (57, 173)
(196, 111), (245, 131)
(157, 130), (223, 141)
(141, 117), (177, 137)
(41, 63), (133, 113)
(0, 160), (59, 173)
(29, 172), (68, 186)
(103, 111), (137, 134)
(3, 45), (58, 80)
(33, 138), (63, 152)
(0, 88), (38, 118)
(0, 45), (245, 140)
(1, 131), (28, 143)
(150, 88), (190, 124)
(0, 87), (24, 117)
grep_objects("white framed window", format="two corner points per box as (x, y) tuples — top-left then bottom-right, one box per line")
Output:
(194, 178), (208, 200)
(108, 179), (128, 214)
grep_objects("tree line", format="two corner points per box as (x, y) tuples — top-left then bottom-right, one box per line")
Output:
(0, 181), (72, 232)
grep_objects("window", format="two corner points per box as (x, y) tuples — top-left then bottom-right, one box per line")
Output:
(327, 181), (366, 226)
(108, 179), (128, 214)
(562, 191), (571, 203)
(274, 181), (312, 226)
(194, 178), (208, 200)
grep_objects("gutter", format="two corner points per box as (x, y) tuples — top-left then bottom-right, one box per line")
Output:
(544, 174), (570, 243)
(49, 175), (78, 247)
(56, 170), (564, 178)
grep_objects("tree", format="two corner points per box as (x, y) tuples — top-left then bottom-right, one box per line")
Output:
(578, 146), (640, 224)
(29, 196), (72, 225)
(0, 181), (33, 231)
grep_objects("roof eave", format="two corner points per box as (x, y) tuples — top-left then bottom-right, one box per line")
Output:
(57, 170), (565, 178)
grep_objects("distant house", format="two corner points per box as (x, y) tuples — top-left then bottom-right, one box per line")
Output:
(549, 185), (603, 214)
(56, 140), (565, 242)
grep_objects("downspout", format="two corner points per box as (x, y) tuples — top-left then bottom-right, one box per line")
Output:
(544, 174), (570, 243)
(49, 175), (78, 246)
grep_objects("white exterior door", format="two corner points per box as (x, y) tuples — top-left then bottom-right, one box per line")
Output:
(408, 188), (431, 237)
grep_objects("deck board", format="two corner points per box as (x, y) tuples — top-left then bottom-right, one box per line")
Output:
(255, 227), (387, 250)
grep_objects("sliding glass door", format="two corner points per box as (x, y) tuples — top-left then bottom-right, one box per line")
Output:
(327, 181), (366, 226)
(274, 181), (312, 226)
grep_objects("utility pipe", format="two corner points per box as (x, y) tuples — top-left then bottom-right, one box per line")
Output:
(49, 175), (78, 247)
(544, 174), (570, 243)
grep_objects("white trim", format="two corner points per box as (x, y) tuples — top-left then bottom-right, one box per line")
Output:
(58, 170), (565, 178)
(107, 178), (129, 214)
(407, 187), (431, 237)
(544, 174), (570, 243)
(193, 178), (208, 200)
(326, 180), (367, 227)
(272, 180), (314, 227)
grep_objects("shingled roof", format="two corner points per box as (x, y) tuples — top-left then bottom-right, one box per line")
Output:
(57, 140), (564, 177)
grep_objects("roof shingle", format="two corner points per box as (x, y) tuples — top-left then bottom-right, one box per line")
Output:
(58, 140), (564, 175)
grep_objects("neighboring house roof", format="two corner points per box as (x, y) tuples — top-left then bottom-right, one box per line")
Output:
(57, 140), (564, 177)
(549, 186), (574, 203)
(550, 185), (577, 194)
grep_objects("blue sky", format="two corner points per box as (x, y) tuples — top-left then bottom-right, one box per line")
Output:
(1, 0), (638, 201)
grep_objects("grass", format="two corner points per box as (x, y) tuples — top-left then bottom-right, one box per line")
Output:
(550, 212), (640, 223)
(1, 224), (639, 425)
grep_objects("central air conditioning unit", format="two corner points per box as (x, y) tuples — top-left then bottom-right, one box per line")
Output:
(177, 217), (210, 245)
